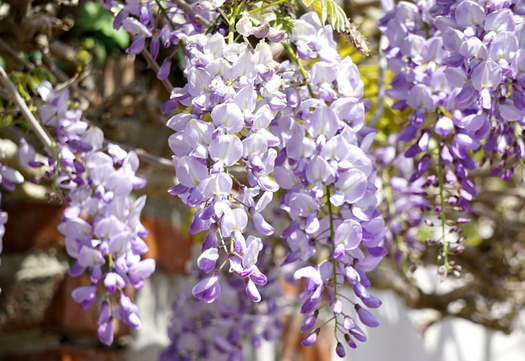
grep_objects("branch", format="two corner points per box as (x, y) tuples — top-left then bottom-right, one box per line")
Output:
(35, 34), (92, 108)
(368, 261), (516, 334)
(103, 138), (174, 170)
(121, 33), (174, 94)
(140, 46), (174, 94)
(0, 66), (57, 158)
(171, 0), (211, 27)
(0, 38), (35, 71)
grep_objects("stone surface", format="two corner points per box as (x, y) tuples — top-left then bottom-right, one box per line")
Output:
(0, 251), (69, 333)
(43, 275), (130, 340)
(141, 216), (193, 274)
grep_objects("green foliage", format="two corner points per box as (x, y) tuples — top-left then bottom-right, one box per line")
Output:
(273, 15), (295, 34)
(0, 113), (13, 130)
(303, 0), (349, 32)
(8, 68), (55, 100)
(72, 1), (129, 66)
(76, 49), (93, 72)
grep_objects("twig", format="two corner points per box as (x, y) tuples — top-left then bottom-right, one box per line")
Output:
(368, 36), (387, 128)
(0, 38), (35, 71)
(0, 66), (57, 157)
(103, 137), (248, 175)
(141, 46), (174, 94)
(155, 0), (177, 30)
(171, 0), (211, 26)
(103, 138), (174, 170)
(106, 6), (175, 94)
(35, 34), (92, 108)
(217, 7), (231, 25)
(50, 41), (78, 68)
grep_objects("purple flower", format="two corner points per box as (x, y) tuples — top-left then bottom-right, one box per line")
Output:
(335, 342), (346, 357)
(129, 259), (156, 289)
(245, 279), (261, 302)
(301, 328), (320, 347)
(98, 322), (114, 346)
(197, 247), (219, 273)
(192, 272), (221, 303)
(355, 304), (380, 327)
(157, 58), (172, 80)
(72, 285), (97, 309)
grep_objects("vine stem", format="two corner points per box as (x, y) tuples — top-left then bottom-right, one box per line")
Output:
(281, 42), (315, 98)
(153, 0), (188, 58)
(228, 0), (246, 44)
(437, 136), (449, 277)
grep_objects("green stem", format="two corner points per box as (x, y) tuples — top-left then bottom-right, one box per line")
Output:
(228, 0), (239, 44)
(204, 15), (221, 35)
(437, 136), (449, 277)
(281, 42), (314, 98)
(248, 0), (289, 14)
(108, 253), (113, 268)
(154, 0), (188, 57)
(228, 19), (235, 44)
(325, 185), (338, 332)
(154, 0), (176, 31)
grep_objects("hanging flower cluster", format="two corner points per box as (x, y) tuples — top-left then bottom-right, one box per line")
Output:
(160, 238), (283, 361)
(155, 2), (388, 354)
(378, 0), (525, 274)
(379, 0), (525, 207)
(34, 82), (155, 345)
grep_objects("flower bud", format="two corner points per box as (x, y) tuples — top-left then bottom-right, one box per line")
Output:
(301, 328), (320, 347)
(335, 342), (346, 357)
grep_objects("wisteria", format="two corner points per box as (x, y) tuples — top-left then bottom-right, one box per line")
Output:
(33, 82), (155, 345)
(2, 0), (525, 358)
(153, 2), (387, 354)
(161, 237), (283, 361)
(378, 0), (525, 275)
(375, 133), (428, 269)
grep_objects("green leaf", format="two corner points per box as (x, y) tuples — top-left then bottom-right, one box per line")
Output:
(326, 0), (348, 32)
(76, 49), (92, 70)
(0, 114), (13, 129)
(76, 1), (129, 50)
(312, 0), (349, 32)
(301, 0), (315, 7)
(312, 0), (327, 25)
